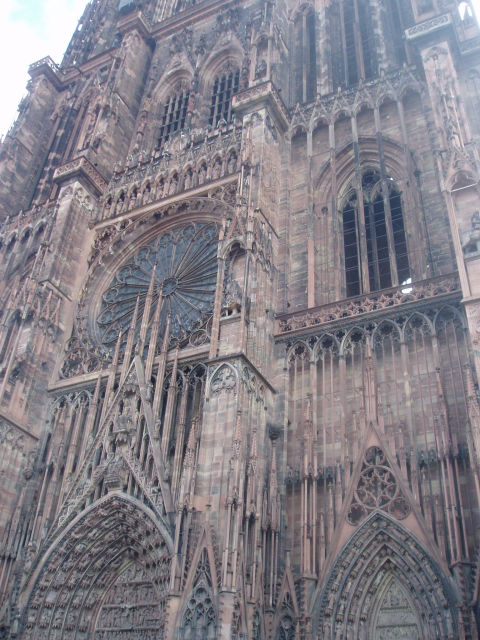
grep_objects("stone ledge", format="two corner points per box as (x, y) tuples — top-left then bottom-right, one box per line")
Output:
(405, 14), (452, 41)
(233, 81), (289, 131)
(53, 157), (108, 197)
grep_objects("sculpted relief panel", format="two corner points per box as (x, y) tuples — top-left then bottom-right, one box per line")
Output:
(94, 563), (165, 640)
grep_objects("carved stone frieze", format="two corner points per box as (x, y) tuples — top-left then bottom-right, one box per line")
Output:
(405, 13), (451, 40)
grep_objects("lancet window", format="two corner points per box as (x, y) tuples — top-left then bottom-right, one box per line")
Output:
(208, 70), (239, 127)
(342, 170), (410, 297)
(329, 0), (377, 90)
(157, 90), (190, 147)
(293, 8), (317, 104)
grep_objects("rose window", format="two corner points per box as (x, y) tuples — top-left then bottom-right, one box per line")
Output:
(97, 223), (218, 350)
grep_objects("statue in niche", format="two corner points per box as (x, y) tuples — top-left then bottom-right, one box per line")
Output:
(169, 174), (179, 195)
(212, 157), (222, 180)
(198, 163), (207, 185)
(255, 58), (267, 79)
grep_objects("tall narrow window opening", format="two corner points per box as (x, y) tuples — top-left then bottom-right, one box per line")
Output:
(293, 9), (317, 104)
(209, 70), (240, 127)
(342, 171), (410, 297)
(343, 194), (361, 297)
(383, 0), (407, 66)
(330, 0), (378, 90)
(157, 91), (189, 147)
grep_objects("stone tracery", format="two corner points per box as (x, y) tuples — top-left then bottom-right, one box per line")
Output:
(97, 222), (218, 349)
(347, 446), (411, 524)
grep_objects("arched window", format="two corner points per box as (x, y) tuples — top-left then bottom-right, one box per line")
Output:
(329, 0), (377, 90)
(293, 8), (317, 104)
(342, 170), (410, 297)
(157, 90), (190, 147)
(208, 69), (239, 127)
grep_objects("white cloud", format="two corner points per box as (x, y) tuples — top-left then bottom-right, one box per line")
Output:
(0, 0), (88, 137)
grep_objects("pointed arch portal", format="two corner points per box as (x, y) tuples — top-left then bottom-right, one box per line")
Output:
(313, 513), (458, 639)
(20, 493), (173, 640)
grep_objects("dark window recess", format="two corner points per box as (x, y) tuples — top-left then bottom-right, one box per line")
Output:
(293, 10), (317, 104)
(209, 71), (240, 127)
(306, 11), (317, 102)
(343, 172), (410, 298)
(157, 92), (189, 147)
(382, 0), (406, 67)
(294, 16), (304, 103)
(344, 0), (358, 86)
(329, 2), (345, 92)
(358, 0), (376, 80)
(118, 0), (136, 13)
(331, 0), (378, 90)
(343, 199), (361, 297)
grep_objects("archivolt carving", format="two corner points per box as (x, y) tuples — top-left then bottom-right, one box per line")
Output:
(313, 513), (458, 639)
(21, 494), (172, 640)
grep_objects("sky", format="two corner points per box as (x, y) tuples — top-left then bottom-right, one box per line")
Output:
(0, 0), (88, 138)
(0, 0), (480, 139)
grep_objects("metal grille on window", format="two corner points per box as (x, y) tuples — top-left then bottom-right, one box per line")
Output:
(342, 170), (410, 298)
(157, 91), (189, 147)
(208, 70), (239, 127)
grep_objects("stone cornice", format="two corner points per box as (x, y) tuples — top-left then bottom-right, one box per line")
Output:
(28, 57), (64, 90)
(405, 13), (452, 42)
(53, 157), (108, 197)
(116, 9), (152, 40)
(232, 81), (290, 131)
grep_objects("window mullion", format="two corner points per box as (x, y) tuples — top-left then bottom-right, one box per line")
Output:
(356, 185), (370, 293)
(381, 180), (399, 286)
(367, 200), (381, 291)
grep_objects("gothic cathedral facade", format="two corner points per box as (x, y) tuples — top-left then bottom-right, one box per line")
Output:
(2, 0), (480, 637)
